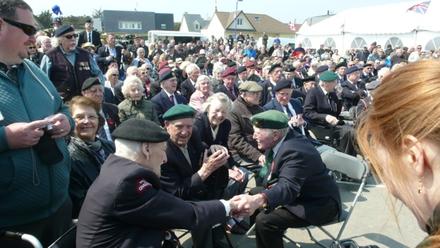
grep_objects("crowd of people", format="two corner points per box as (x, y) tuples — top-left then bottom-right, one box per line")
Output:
(2, 0), (440, 247)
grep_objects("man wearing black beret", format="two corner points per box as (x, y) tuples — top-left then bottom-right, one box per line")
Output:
(231, 110), (341, 248)
(341, 66), (366, 111)
(263, 79), (306, 135)
(160, 105), (232, 247)
(260, 63), (283, 106)
(283, 64), (300, 89)
(335, 61), (347, 84)
(291, 75), (316, 103)
(76, 118), (241, 247)
(40, 25), (104, 102)
(151, 68), (187, 124)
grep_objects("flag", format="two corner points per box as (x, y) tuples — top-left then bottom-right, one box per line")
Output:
(407, 1), (431, 14)
(288, 22), (296, 31)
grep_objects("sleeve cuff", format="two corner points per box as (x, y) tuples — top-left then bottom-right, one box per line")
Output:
(219, 199), (230, 216)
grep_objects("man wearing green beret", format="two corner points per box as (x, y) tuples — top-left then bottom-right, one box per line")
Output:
(303, 70), (357, 156)
(76, 118), (241, 247)
(160, 104), (232, 247)
(228, 81), (265, 169)
(231, 110), (341, 248)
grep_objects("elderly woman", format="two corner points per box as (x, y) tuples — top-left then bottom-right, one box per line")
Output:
(357, 60), (440, 247)
(118, 76), (159, 124)
(189, 75), (214, 113)
(138, 64), (156, 99)
(68, 96), (115, 218)
(104, 67), (124, 104)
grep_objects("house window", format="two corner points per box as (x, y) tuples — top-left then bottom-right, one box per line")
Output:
(160, 24), (167, 29)
(254, 16), (260, 23)
(237, 18), (243, 25)
(118, 21), (142, 30)
(194, 23), (200, 30)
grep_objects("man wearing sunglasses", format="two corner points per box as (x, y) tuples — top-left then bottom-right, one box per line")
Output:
(40, 24), (104, 102)
(0, 0), (74, 246)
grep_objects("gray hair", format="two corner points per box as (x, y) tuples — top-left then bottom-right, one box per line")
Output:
(121, 76), (145, 98)
(202, 92), (232, 113)
(114, 139), (142, 161)
(195, 75), (212, 91)
(185, 63), (200, 74)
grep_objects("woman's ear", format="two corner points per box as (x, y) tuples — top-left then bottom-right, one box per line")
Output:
(402, 135), (425, 178)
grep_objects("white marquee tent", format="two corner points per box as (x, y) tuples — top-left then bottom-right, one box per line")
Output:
(296, 0), (440, 52)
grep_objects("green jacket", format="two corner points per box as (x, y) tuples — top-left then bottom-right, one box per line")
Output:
(118, 98), (160, 124)
(0, 59), (74, 227)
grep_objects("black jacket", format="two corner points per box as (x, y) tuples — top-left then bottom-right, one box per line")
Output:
(303, 86), (342, 126)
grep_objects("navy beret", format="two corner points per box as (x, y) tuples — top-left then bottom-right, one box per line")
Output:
(315, 65), (329, 74)
(54, 25), (75, 38)
(273, 79), (292, 92)
(81, 77), (100, 91)
(335, 61), (347, 70)
(346, 66), (361, 74)
(112, 119), (169, 143)
(159, 69), (176, 83)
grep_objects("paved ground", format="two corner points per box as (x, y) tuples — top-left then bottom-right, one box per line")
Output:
(177, 178), (426, 248)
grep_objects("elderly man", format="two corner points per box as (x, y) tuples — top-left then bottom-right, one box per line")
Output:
(151, 69), (187, 124)
(160, 105), (232, 247)
(81, 77), (120, 140)
(304, 71), (356, 155)
(180, 63), (200, 101)
(228, 81), (264, 168)
(215, 66), (239, 101)
(40, 25), (104, 102)
(233, 110), (341, 248)
(77, 118), (239, 247)
(263, 79), (305, 135)
(260, 63), (283, 106)
(0, 1), (74, 246)
(341, 66), (366, 111)
(77, 18), (102, 49)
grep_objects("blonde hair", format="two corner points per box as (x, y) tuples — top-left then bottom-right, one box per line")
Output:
(357, 60), (440, 217)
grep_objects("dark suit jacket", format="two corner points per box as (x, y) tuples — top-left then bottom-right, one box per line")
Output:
(102, 102), (120, 133)
(214, 83), (238, 101)
(262, 130), (341, 225)
(77, 30), (102, 48)
(96, 45), (122, 72)
(180, 79), (196, 102)
(151, 90), (187, 124)
(259, 80), (276, 106)
(292, 87), (307, 104)
(263, 98), (304, 134)
(303, 87), (342, 126)
(160, 130), (223, 201)
(76, 154), (226, 248)
(104, 85), (123, 105)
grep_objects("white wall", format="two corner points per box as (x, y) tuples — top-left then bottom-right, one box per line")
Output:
(202, 14), (226, 39)
(180, 18), (189, 32)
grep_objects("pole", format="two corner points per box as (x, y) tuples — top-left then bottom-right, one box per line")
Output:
(234, 0), (238, 41)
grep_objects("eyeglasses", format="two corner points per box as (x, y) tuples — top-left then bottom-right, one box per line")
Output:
(28, 46), (36, 49)
(64, 34), (78, 39)
(2, 18), (37, 36)
(111, 74), (118, 76)
(73, 114), (98, 122)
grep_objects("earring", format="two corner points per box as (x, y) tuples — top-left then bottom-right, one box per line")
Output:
(417, 178), (423, 194)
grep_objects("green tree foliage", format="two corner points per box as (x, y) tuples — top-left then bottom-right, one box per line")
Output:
(34, 10), (52, 29)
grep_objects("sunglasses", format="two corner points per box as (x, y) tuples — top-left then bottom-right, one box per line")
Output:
(2, 18), (37, 36)
(64, 34), (78, 39)
(28, 46), (36, 49)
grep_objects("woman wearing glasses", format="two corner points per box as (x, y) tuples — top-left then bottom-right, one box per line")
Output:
(104, 67), (124, 105)
(27, 41), (43, 66)
(68, 96), (115, 218)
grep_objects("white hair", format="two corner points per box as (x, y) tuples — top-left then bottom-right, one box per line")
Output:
(185, 63), (200, 74)
(195, 75), (212, 91)
(121, 76), (145, 98)
(114, 139), (143, 161)
(202, 92), (232, 113)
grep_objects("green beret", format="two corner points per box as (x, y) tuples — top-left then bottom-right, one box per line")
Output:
(238, 81), (263, 92)
(81, 77), (100, 91)
(251, 110), (289, 129)
(320, 71), (338, 82)
(163, 104), (196, 121)
(112, 118), (169, 143)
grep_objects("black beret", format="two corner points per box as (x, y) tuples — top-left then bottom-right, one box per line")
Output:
(346, 66), (361, 74)
(251, 110), (289, 129)
(315, 65), (329, 74)
(273, 79), (292, 92)
(112, 119), (169, 143)
(163, 104), (196, 121)
(335, 61), (347, 70)
(159, 69), (176, 83)
(81, 77), (100, 91)
(54, 25), (75, 38)
(237, 66), (246, 74)
(284, 64), (295, 72)
(269, 63), (282, 73)
(302, 75), (316, 83)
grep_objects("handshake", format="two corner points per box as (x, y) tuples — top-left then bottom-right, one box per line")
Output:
(227, 193), (267, 217)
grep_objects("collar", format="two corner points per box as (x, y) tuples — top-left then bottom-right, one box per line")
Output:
(320, 85), (329, 95)
(272, 133), (287, 158)
(163, 89), (174, 97)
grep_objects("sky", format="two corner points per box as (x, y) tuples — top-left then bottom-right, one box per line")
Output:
(26, 0), (411, 24)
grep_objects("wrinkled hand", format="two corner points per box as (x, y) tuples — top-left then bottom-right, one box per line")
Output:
(325, 115), (339, 126)
(229, 166), (244, 182)
(258, 154), (266, 165)
(198, 148), (229, 181)
(289, 115), (305, 127)
(5, 119), (50, 149)
(229, 194), (265, 217)
(46, 113), (71, 138)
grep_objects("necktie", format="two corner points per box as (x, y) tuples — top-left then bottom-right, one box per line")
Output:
(169, 94), (175, 105)
(229, 87), (236, 98)
(258, 149), (274, 179)
(284, 105), (293, 118)
(327, 94), (335, 112)
(88, 32), (92, 43)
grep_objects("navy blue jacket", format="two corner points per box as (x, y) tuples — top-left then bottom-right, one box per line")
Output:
(151, 90), (187, 124)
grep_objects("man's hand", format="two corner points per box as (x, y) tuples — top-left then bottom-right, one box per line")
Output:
(46, 113), (71, 138)
(325, 115), (339, 126)
(230, 194), (266, 217)
(258, 154), (266, 165)
(289, 114), (305, 127)
(5, 119), (50, 149)
(197, 148), (229, 181)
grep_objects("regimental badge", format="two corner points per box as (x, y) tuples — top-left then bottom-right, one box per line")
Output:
(136, 178), (152, 194)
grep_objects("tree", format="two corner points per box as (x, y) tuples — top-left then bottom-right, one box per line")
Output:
(35, 10), (52, 29)
(92, 9), (103, 18)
